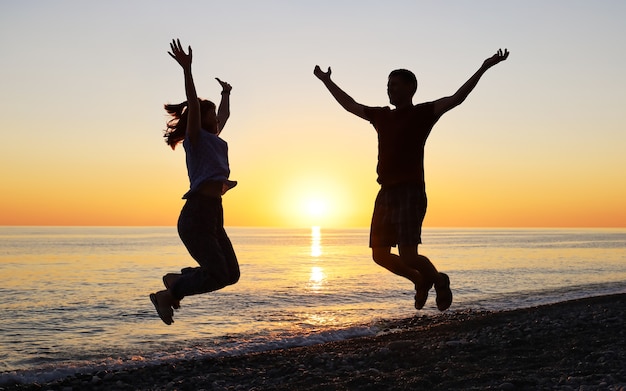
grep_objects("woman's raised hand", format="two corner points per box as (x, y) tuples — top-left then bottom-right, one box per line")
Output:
(216, 78), (232, 93)
(168, 39), (192, 70)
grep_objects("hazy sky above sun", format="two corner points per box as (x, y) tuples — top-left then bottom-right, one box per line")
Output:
(1, 1), (625, 228)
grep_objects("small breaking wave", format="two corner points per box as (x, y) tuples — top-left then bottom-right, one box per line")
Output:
(0, 324), (379, 386)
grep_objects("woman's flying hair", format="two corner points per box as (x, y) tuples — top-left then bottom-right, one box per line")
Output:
(163, 99), (216, 149)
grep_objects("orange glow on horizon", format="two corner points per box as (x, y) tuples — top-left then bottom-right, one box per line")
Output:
(1, 151), (625, 228)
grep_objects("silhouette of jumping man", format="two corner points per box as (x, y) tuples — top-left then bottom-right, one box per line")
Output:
(150, 39), (240, 325)
(314, 49), (509, 311)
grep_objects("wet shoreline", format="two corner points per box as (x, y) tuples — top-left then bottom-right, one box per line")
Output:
(5, 293), (626, 390)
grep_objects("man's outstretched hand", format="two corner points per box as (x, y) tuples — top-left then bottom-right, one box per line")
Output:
(314, 65), (332, 82)
(483, 48), (509, 69)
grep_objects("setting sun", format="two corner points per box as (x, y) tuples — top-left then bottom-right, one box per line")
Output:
(258, 171), (373, 228)
(297, 194), (333, 227)
(305, 199), (328, 218)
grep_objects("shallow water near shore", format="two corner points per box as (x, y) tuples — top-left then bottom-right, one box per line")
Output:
(1, 226), (625, 385)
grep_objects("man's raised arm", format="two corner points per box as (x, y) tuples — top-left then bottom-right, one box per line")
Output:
(314, 65), (369, 120)
(433, 48), (509, 118)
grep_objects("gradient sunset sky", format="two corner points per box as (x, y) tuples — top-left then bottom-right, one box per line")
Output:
(1, 1), (624, 228)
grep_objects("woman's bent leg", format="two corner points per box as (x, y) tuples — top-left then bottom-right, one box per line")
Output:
(171, 195), (240, 300)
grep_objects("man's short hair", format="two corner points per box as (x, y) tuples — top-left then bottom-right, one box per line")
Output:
(389, 69), (417, 95)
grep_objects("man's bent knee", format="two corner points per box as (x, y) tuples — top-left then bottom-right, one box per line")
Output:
(372, 247), (391, 266)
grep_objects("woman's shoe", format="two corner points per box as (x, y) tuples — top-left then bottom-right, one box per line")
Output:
(149, 291), (174, 325)
(162, 273), (182, 309)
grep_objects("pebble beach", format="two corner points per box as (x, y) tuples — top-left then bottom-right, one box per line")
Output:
(4, 293), (625, 391)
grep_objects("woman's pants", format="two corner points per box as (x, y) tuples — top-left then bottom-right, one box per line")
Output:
(170, 194), (240, 300)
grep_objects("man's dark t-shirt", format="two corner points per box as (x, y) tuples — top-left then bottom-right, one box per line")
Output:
(364, 103), (440, 187)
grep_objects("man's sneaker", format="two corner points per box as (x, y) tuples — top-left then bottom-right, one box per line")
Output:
(414, 284), (431, 310)
(434, 272), (452, 311)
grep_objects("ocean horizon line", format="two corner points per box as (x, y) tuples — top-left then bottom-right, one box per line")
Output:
(1, 224), (625, 229)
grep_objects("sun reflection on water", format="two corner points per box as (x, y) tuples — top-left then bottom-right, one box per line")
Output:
(308, 265), (327, 292)
(310, 266), (325, 284)
(311, 225), (322, 257)
(308, 226), (327, 292)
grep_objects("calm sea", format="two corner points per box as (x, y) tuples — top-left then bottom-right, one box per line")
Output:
(1, 226), (625, 385)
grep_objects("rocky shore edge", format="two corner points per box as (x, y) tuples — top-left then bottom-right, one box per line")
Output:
(4, 293), (626, 391)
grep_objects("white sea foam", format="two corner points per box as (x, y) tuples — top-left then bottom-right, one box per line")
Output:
(0, 323), (379, 386)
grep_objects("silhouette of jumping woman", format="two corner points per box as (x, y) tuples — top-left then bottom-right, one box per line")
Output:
(314, 49), (509, 311)
(150, 39), (240, 325)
